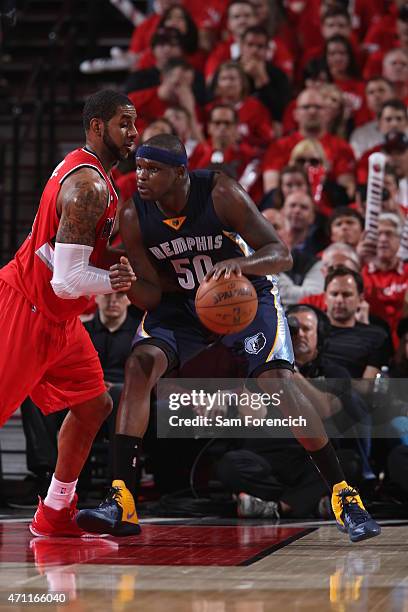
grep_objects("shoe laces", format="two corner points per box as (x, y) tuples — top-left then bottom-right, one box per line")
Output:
(101, 485), (122, 505)
(337, 488), (368, 526)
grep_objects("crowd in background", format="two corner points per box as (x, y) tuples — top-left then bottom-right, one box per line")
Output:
(3, 0), (408, 518)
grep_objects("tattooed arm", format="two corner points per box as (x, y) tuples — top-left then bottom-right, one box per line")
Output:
(50, 168), (135, 298)
(56, 168), (109, 245)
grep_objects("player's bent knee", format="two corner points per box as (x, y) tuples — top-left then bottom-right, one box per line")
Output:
(125, 346), (166, 386)
(70, 392), (112, 431)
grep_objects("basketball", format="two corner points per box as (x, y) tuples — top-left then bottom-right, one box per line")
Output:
(195, 274), (258, 335)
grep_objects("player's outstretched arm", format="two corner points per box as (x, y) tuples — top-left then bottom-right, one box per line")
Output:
(209, 174), (292, 278)
(51, 168), (136, 299)
(119, 198), (162, 310)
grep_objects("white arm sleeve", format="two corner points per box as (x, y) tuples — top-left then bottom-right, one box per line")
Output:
(51, 242), (112, 299)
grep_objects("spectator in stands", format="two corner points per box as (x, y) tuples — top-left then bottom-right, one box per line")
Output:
(382, 165), (406, 218)
(84, 292), (140, 475)
(208, 60), (274, 148)
(328, 207), (364, 248)
(299, 7), (364, 79)
(358, 132), (408, 213)
(189, 104), (260, 195)
(280, 191), (320, 254)
(259, 165), (311, 211)
(362, 213), (408, 347)
(80, 2), (183, 74)
(164, 105), (203, 158)
(363, 1), (408, 56)
(320, 83), (350, 139)
(131, 5), (205, 72)
(288, 138), (349, 216)
(363, 3), (408, 80)
(300, 242), (361, 311)
(383, 131), (408, 209)
(248, 0), (294, 79)
(324, 267), (390, 378)
(281, 59), (331, 135)
(128, 58), (202, 131)
(238, 26), (291, 123)
(382, 48), (408, 103)
(124, 27), (184, 93)
(205, 0), (257, 80)
(321, 35), (366, 118)
(127, 0), (179, 67)
(276, 191), (324, 306)
(356, 100), (408, 185)
(350, 77), (395, 158)
(126, 23), (207, 104)
(263, 88), (356, 200)
(152, 5), (206, 72)
(262, 208), (287, 242)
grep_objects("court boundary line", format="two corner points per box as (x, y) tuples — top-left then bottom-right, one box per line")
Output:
(238, 527), (317, 566)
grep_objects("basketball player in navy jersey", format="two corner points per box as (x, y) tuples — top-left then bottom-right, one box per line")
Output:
(77, 134), (380, 542)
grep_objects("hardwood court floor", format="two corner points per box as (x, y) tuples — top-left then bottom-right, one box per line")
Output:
(0, 517), (407, 611)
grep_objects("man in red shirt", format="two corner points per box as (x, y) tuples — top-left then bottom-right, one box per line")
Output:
(189, 104), (261, 195)
(128, 58), (201, 132)
(299, 7), (364, 78)
(350, 77), (395, 158)
(362, 213), (408, 347)
(382, 48), (408, 103)
(263, 88), (356, 198)
(363, 3), (408, 78)
(205, 0), (293, 81)
(0, 90), (161, 536)
(356, 100), (408, 184)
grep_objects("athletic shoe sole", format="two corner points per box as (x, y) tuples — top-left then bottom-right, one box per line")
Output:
(76, 511), (141, 537)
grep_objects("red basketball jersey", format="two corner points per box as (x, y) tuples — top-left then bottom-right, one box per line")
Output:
(0, 147), (119, 322)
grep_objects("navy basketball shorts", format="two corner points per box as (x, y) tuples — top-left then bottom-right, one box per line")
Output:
(133, 284), (294, 377)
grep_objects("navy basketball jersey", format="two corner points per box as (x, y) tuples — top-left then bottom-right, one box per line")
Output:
(134, 170), (274, 297)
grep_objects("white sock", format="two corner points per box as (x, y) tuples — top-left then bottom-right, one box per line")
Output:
(44, 474), (78, 510)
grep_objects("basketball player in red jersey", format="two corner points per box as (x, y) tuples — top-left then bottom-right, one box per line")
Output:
(0, 90), (162, 537)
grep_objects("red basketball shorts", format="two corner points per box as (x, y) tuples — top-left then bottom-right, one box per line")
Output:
(0, 280), (106, 427)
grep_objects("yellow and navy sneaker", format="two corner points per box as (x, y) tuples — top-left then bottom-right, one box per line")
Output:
(76, 480), (141, 537)
(332, 481), (381, 543)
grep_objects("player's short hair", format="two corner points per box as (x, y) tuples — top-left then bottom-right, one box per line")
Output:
(143, 133), (187, 159)
(83, 89), (133, 131)
(324, 265), (364, 294)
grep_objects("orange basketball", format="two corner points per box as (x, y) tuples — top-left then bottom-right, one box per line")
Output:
(195, 274), (258, 335)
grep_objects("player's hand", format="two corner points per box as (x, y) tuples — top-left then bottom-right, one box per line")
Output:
(109, 256), (137, 291)
(205, 259), (243, 281)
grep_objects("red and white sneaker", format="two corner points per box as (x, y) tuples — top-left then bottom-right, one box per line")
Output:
(29, 495), (104, 538)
